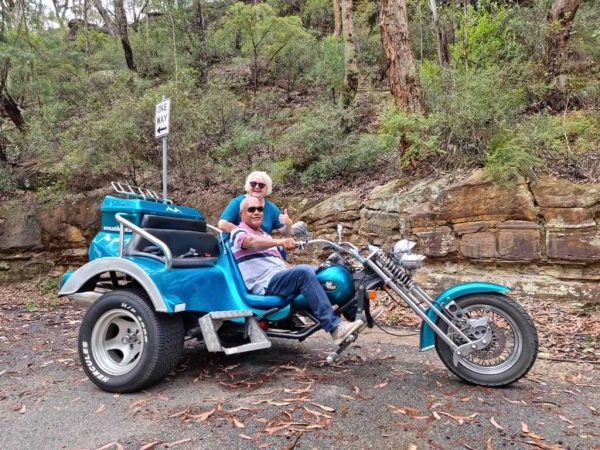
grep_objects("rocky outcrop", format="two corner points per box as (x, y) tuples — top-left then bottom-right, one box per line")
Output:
(300, 170), (599, 303)
(1, 171), (598, 303)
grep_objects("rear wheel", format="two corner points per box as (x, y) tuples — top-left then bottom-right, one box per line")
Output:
(434, 294), (538, 387)
(78, 289), (184, 393)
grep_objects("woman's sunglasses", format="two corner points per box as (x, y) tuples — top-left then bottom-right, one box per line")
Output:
(247, 206), (264, 213)
(249, 181), (266, 189)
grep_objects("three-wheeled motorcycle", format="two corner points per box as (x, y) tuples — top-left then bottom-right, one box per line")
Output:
(58, 182), (538, 392)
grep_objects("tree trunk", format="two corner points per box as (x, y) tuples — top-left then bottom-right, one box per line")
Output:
(114, 0), (136, 72)
(193, 0), (204, 34)
(428, 0), (449, 67)
(332, 0), (341, 37)
(379, 0), (426, 113)
(340, 0), (358, 107)
(544, 0), (582, 79)
(91, 0), (117, 36)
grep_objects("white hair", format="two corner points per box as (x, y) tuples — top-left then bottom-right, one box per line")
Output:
(244, 171), (273, 196)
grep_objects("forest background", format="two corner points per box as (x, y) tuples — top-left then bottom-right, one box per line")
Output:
(0, 0), (597, 201)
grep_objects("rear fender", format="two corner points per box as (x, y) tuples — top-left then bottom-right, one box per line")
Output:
(419, 282), (510, 351)
(58, 257), (168, 312)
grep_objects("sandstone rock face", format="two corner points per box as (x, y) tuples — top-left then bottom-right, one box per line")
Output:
(298, 172), (599, 303)
(547, 228), (600, 261)
(2, 172), (599, 304)
(414, 227), (456, 257)
(0, 195), (41, 251)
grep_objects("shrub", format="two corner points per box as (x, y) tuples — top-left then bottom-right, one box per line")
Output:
(279, 102), (354, 168)
(379, 106), (445, 166)
(301, 133), (394, 183)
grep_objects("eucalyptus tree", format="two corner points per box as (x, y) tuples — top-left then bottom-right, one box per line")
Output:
(379, 0), (425, 113)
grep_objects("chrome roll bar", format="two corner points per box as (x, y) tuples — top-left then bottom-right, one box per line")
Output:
(115, 213), (173, 271)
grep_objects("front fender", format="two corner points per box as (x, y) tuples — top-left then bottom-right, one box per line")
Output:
(58, 257), (169, 312)
(419, 282), (510, 351)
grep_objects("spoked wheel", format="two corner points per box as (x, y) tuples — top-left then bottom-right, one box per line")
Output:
(434, 294), (538, 387)
(78, 289), (184, 393)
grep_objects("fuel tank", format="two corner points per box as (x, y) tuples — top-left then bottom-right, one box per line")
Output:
(292, 265), (355, 309)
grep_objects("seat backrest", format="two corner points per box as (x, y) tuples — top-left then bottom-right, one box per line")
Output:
(126, 228), (219, 258)
(141, 214), (207, 232)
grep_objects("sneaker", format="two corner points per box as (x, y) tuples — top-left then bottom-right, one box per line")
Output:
(358, 306), (384, 332)
(330, 319), (364, 345)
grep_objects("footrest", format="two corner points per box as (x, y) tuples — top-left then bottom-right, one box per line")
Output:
(198, 311), (271, 354)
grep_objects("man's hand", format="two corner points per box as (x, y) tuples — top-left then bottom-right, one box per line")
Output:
(279, 208), (293, 227)
(277, 237), (296, 251)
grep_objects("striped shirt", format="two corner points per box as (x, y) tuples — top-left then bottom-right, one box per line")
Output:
(230, 223), (287, 294)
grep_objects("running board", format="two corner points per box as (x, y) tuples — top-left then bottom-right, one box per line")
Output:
(198, 310), (272, 355)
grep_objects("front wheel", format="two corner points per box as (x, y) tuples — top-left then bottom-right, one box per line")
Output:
(78, 289), (184, 393)
(434, 294), (538, 387)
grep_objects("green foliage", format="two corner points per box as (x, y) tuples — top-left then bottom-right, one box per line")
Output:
(450, 5), (527, 69)
(310, 36), (345, 96)
(485, 111), (600, 182)
(215, 125), (271, 166)
(280, 103), (354, 168)
(302, 133), (394, 182)
(484, 132), (544, 183)
(379, 106), (445, 166)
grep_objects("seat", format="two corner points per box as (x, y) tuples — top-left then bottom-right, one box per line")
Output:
(125, 226), (219, 268)
(140, 214), (207, 232)
(224, 242), (290, 310)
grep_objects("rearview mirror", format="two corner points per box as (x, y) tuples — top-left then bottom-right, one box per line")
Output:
(291, 221), (309, 240)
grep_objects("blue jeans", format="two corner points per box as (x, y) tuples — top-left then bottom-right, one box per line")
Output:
(265, 264), (341, 332)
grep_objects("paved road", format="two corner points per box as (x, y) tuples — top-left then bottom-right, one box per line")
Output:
(1, 305), (599, 450)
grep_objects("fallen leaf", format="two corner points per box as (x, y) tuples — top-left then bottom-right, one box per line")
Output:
(522, 422), (530, 433)
(460, 397), (472, 402)
(139, 442), (161, 450)
(528, 432), (545, 441)
(352, 385), (360, 394)
(490, 417), (504, 431)
(189, 408), (215, 421)
(163, 438), (192, 448)
(233, 418), (245, 428)
(503, 396), (527, 405)
(486, 437), (493, 450)
(374, 379), (389, 389)
(19, 404), (26, 414)
(95, 404), (105, 414)
(432, 411), (441, 420)
(239, 434), (253, 441)
(310, 402), (335, 412)
(558, 415), (573, 425)
(223, 364), (240, 372)
(339, 394), (355, 401)
(169, 408), (190, 418)
(94, 443), (124, 450)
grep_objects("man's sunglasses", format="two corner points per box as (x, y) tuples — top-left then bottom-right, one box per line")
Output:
(249, 181), (266, 189)
(247, 206), (264, 213)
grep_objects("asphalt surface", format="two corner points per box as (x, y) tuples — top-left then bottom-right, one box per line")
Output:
(1, 305), (599, 450)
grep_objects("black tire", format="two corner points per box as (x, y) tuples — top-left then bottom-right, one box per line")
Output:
(78, 289), (184, 393)
(434, 294), (538, 387)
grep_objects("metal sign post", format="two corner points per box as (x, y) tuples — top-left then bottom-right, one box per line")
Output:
(155, 96), (171, 201)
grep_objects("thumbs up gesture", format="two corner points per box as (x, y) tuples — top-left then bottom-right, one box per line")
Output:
(279, 208), (293, 227)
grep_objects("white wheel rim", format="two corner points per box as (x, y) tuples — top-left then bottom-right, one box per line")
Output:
(91, 309), (145, 376)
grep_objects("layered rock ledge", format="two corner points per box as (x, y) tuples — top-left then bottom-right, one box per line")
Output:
(1, 171), (598, 303)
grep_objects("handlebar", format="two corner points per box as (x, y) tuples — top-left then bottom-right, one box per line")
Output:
(294, 238), (368, 264)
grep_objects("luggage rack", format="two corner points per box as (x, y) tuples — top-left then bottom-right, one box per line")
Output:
(111, 181), (173, 205)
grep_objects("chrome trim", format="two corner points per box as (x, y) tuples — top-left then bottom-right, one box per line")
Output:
(67, 291), (102, 307)
(57, 257), (168, 312)
(115, 213), (173, 271)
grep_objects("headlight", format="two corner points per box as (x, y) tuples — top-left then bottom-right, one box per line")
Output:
(392, 239), (417, 258)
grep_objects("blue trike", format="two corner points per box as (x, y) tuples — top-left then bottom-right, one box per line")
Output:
(59, 183), (538, 392)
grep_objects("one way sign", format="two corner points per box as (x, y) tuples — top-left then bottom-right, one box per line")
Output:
(155, 98), (170, 138)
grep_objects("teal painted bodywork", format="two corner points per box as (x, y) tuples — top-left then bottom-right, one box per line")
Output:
(66, 196), (296, 321)
(419, 282), (510, 351)
(293, 265), (355, 309)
